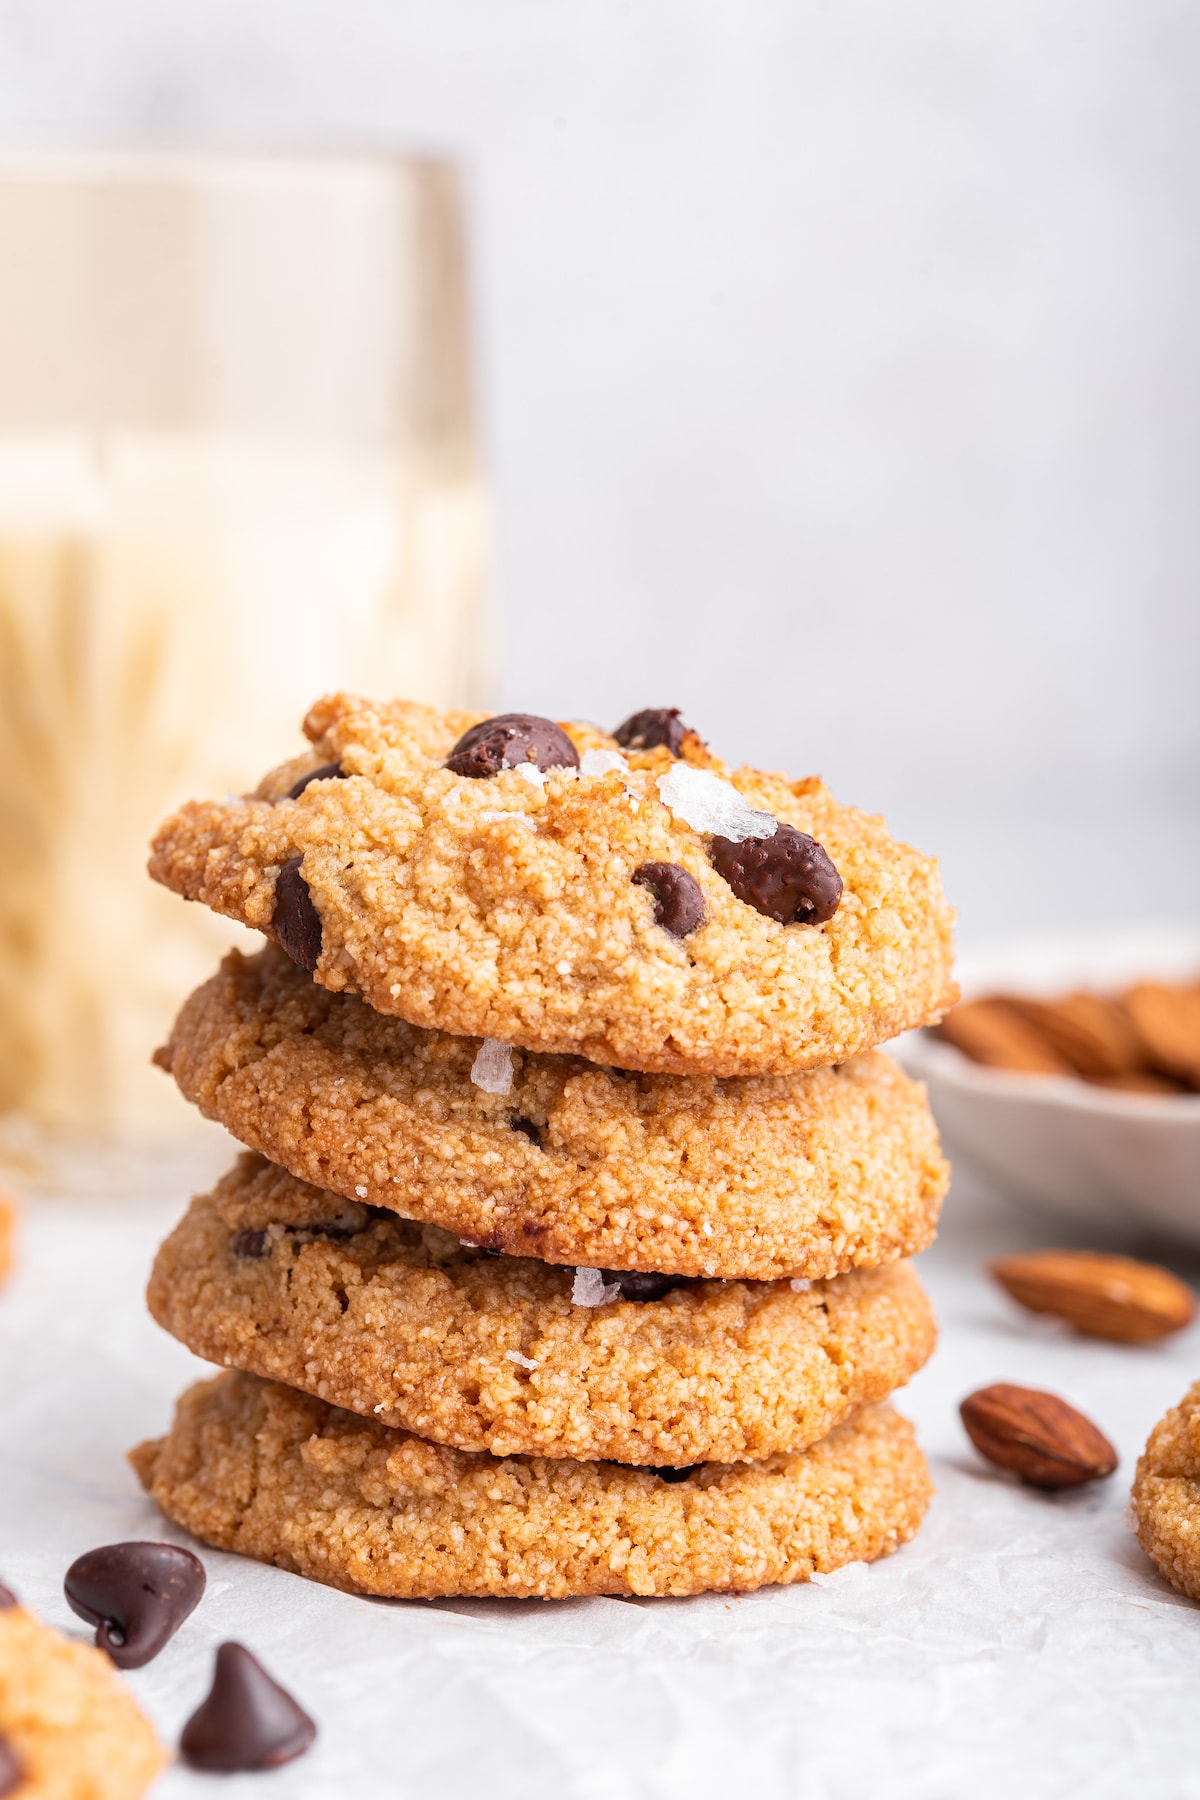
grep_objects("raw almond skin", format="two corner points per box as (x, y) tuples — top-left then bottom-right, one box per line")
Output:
(960, 1383), (1118, 1489)
(990, 1250), (1196, 1345)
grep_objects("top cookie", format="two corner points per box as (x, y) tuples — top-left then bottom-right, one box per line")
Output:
(149, 695), (956, 1075)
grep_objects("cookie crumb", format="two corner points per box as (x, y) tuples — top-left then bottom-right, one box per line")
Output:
(656, 765), (777, 842)
(470, 1040), (514, 1095)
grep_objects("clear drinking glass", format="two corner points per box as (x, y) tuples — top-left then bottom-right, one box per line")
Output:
(0, 152), (492, 1167)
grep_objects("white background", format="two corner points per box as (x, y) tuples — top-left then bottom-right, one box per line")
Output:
(0, 0), (1196, 946)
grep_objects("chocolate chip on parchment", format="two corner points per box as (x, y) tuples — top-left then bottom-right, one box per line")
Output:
(287, 762), (345, 801)
(613, 708), (689, 756)
(273, 858), (322, 972)
(445, 714), (580, 778)
(0, 1735), (24, 1799)
(600, 1269), (694, 1302)
(0, 1583), (16, 1610)
(710, 825), (842, 925)
(648, 1465), (700, 1483)
(231, 1229), (269, 1259)
(64, 1542), (206, 1669)
(632, 862), (705, 938)
(180, 1642), (317, 1772)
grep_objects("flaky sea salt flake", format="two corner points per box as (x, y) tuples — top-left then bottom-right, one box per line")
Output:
(506, 1350), (539, 1370)
(354, 1185), (368, 1198)
(516, 762), (547, 791)
(656, 764), (777, 842)
(580, 748), (629, 778)
(572, 1267), (622, 1307)
(790, 1278), (812, 1292)
(471, 1039), (514, 1095)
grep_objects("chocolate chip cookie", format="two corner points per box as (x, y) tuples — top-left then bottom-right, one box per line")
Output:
(148, 1154), (937, 1466)
(148, 695), (956, 1076)
(0, 1587), (165, 1798)
(156, 947), (948, 1280)
(130, 1371), (932, 1600)
(1131, 1380), (1200, 1602)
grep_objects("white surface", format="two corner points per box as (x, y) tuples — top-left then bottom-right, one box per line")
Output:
(2, 1142), (1200, 1799)
(0, 1), (1198, 947)
(899, 926), (1200, 1244)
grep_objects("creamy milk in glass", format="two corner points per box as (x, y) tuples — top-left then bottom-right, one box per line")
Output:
(0, 157), (491, 1162)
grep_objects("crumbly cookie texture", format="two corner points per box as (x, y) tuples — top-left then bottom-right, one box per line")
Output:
(157, 948), (948, 1279)
(148, 1155), (937, 1466)
(130, 1371), (932, 1600)
(0, 1601), (165, 1800)
(1131, 1381), (1200, 1602)
(148, 695), (956, 1076)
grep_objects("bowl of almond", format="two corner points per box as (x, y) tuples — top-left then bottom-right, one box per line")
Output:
(900, 930), (1200, 1244)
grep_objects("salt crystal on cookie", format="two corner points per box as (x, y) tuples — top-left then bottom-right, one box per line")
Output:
(470, 1040), (514, 1094)
(657, 764), (776, 842)
(572, 1267), (621, 1307)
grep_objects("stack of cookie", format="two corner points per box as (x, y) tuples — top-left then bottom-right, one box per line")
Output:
(133, 699), (955, 1600)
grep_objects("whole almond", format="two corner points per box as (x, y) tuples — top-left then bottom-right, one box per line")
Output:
(990, 1249), (1195, 1345)
(960, 1383), (1118, 1488)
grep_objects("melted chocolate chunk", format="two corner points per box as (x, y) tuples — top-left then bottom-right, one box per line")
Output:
(511, 1116), (542, 1145)
(0, 1583), (16, 1610)
(613, 708), (689, 756)
(231, 1229), (269, 1259)
(287, 762), (345, 801)
(445, 713), (579, 779)
(0, 1735), (23, 1799)
(181, 1643), (317, 1772)
(648, 1465), (700, 1483)
(631, 862), (705, 937)
(709, 825), (842, 925)
(303, 1220), (359, 1242)
(273, 858), (323, 972)
(64, 1542), (206, 1670)
(599, 1269), (694, 1302)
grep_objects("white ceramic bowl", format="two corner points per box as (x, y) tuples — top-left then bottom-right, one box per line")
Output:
(896, 928), (1200, 1246)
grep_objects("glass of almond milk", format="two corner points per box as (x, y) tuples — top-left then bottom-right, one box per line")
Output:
(0, 153), (492, 1177)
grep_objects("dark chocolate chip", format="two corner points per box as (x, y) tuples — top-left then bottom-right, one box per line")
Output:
(273, 857), (323, 972)
(599, 1269), (694, 1302)
(180, 1642), (317, 1772)
(613, 708), (689, 756)
(445, 713), (580, 779)
(631, 862), (705, 937)
(305, 1220), (358, 1242)
(0, 1734), (24, 1799)
(511, 1116), (542, 1145)
(709, 825), (842, 925)
(287, 762), (345, 801)
(231, 1229), (270, 1259)
(648, 1465), (700, 1483)
(64, 1542), (206, 1670)
(0, 1583), (16, 1610)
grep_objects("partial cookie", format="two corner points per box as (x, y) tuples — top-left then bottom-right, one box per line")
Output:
(157, 947), (948, 1279)
(148, 1155), (937, 1466)
(130, 1371), (932, 1600)
(0, 1589), (165, 1799)
(1131, 1380), (1200, 1602)
(148, 695), (956, 1076)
